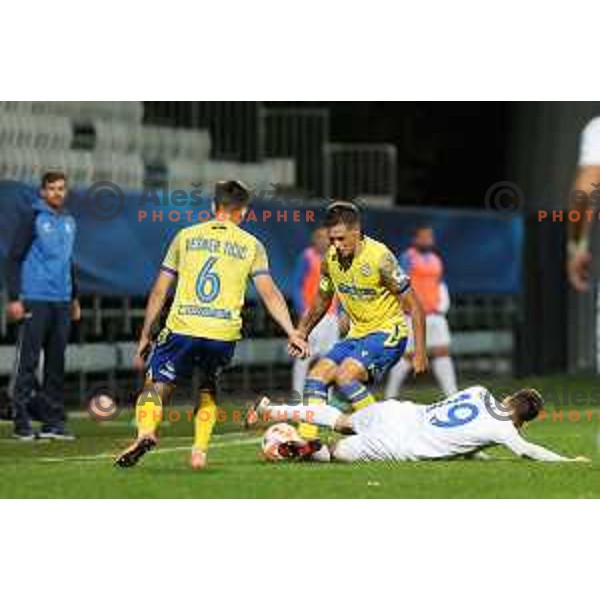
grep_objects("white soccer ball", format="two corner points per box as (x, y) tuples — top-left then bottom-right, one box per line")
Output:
(262, 423), (302, 462)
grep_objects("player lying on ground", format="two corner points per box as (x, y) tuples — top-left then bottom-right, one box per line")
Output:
(252, 386), (590, 463)
(291, 200), (428, 443)
(115, 180), (308, 470)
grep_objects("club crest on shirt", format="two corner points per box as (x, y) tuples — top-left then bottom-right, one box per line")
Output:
(360, 264), (372, 277)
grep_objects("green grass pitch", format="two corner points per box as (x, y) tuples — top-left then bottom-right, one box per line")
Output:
(1, 374), (600, 498)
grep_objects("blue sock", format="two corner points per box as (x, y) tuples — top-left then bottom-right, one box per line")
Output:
(303, 378), (328, 404)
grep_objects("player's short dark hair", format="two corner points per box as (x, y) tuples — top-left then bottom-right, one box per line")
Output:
(41, 171), (67, 188)
(214, 180), (251, 209)
(513, 388), (544, 422)
(324, 200), (361, 229)
(414, 223), (433, 235)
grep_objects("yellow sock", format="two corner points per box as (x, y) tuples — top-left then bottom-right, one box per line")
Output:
(194, 391), (217, 452)
(299, 378), (329, 440)
(352, 394), (376, 411)
(298, 400), (321, 440)
(136, 384), (163, 437)
(337, 381), (377, 412)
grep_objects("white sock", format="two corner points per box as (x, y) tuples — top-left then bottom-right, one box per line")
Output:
(311, 445), (331, 462)
(292, 357), (310, 395)
(385, 358), (412, 398)
(432, 356), (458, 395)
(260, 402), (342, 429)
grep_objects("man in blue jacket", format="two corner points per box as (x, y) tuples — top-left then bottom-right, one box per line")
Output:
(5, 171), (80, 440)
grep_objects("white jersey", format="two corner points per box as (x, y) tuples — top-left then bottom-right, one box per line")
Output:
(338, 386), (568, 462)
(578, 116), (600, 166)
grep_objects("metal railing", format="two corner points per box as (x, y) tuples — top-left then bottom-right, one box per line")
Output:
(261, 107), (329, 196)
(324, 143), (397, 205)
(192, 101), (262, 163)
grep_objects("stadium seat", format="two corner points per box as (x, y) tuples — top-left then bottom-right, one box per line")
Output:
(30, 101), (144, 124)
(0, 344), (118, 375)
(28, 149), (68, 182)
(63, 151), (95, 187)
(143, 126), (212, 164)
(92, 152), (144, 190)
(0, 101), (35, 114)
(0, 346), (15, 376)
(231, 339), (292, 366)
(166, 158), (202, 190)
(264, 158), (296, 188)
(66, 344), (118, 373)
(93, 120), (143, 155)
(192, 160), (296, 194)
(142, 126), (178, 163)
(175, 128), (211, 162)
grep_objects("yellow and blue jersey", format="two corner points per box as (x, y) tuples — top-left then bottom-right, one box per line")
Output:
(161, 220), (269, 341)
(322, 236), (409, 340)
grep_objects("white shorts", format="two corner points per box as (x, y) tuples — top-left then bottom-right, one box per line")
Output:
(333, 400), (421, 462)
(405, 313), (451, 352)
(308, 313), (339, 357)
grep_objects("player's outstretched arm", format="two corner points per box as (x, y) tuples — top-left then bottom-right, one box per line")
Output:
(253, 273), (308, 358)
(502, 432), (589, 462)
(297, 257), (334, 339)
(135, 270), (176, 370)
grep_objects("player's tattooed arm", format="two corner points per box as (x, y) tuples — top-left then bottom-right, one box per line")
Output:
(297, 257), (334, 339)
(380, 250), (428, 374)
(379, 249), (411, 296)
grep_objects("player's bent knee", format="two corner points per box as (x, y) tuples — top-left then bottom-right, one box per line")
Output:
(308, 359), (337, 383)
(335, 365), (367, 386)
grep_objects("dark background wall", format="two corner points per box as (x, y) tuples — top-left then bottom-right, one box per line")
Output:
(266, 101), (511, 207)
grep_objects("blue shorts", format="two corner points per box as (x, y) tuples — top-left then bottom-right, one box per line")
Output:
(325, 329), (407, 383)
(147, 329), (236, 386)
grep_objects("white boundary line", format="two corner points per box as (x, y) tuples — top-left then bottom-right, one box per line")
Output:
(37, 435), (260, 463)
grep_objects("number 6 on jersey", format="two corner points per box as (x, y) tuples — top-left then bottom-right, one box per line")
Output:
(196, 256), (221, 303)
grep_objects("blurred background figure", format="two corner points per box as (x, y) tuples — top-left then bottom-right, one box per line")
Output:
(385, 225), (457, 397)
(5, 171), (80, 440)
(291, 227), (339, 395)
(567, 116), (600, 293)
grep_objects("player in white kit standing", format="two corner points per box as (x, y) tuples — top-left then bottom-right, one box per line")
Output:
(254, 386), (589, 463)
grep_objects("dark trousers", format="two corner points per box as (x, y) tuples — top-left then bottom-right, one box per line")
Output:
(11, 301), (71, 433)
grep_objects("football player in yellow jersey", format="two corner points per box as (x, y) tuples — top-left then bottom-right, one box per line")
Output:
(115, 181), (308, 470)
(292, 200), (428, 441)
